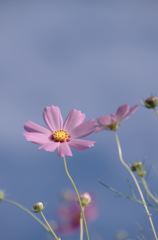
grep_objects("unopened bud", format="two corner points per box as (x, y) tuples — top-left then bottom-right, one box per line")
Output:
(130, 161), (146, 177)
(0, 191), (5, 201)
(80, 192), (92, 207)
(144, 96), (158, 109)
(33, 202), (44, 212)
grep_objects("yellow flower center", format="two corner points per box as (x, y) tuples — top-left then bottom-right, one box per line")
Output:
(52, 129), (70, 142)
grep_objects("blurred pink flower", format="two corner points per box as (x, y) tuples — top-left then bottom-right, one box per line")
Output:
(24, 106), (96, 157)
(96, 104), (138, 131)
(55, 191), (98, 235)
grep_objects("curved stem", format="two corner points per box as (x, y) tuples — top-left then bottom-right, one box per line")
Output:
(115, 133), (158, 240)
(141, 178), (158, 205)
(63, 157), (90, 240)
(4, 198), (48, 231)
(40, 211), (61, 240)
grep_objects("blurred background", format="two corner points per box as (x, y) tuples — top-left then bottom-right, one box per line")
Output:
(0, 0), (158, 239)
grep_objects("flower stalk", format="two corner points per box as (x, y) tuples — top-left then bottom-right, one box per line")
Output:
(63, 156), (90, 240)
(40, 211), (61, 240)
(80, 208), (84, 240)
(4, 198), (60, 240)
(115, 133), (158, 240)
(4, 198), (48, 231)
(141, 177), (158, 205)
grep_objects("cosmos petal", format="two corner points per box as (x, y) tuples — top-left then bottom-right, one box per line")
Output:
(116, 104), (138, 121)
(24, 121), (51, 134)
(97, 115), (112, 126)
(115, 104), (129, 121)
(24, 132), (50, 145)
(71, 120), (96, 138)
(43, 105), (63, 131)
(127, 105), (138, 116)
(39, 142), (59, 152)
(63, 109), (85, 131)
(69, 139), (95, 150)
(57, 142), (72, 157)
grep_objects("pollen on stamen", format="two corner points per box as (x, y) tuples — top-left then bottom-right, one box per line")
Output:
(52, 129), (70, 143)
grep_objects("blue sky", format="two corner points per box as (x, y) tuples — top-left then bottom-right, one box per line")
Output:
(0, 1), (158, 239)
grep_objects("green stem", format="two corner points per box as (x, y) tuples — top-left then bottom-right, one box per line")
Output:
(40, 211), (61, 240)
(80, 208), (84, 240)
(4, 198), (48, 231)
(63, 157), (90, 240)
(115, 133), (158, 240)
(141, 178), (158, 205)
(98, 180), (143, 205)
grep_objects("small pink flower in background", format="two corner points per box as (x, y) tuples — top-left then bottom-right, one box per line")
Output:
(96, 104), (138, 131)
(24, 105), (96, 157)
(55, 191), (98, 235)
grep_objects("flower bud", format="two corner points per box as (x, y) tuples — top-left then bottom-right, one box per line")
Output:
(144, 96), (158, 109)
(80, 192), (92, 207)
(0, 191), (5, 201)
(33, 202), (44, 212)
(130, 161), (146, 177)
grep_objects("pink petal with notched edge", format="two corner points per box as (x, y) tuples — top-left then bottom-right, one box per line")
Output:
(24, 121), (51, 134)
(63, 109), (85, 132)
(69, 139), (95, 150)
(71, 120), (96, 138)
(39, 142), (59, 152)
(43, 105), (63, 131)
(127, 105), (138, 116)
(115, 104), (129, 121)
(116, 104), (138, 121)
(57, 142), (72, 157)
(24, 132), (50, 145)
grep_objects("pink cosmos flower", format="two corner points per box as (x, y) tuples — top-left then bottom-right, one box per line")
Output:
(24, 105), (96, 157)
(96, 104), (138, 131)
(55, 191), (98, 235)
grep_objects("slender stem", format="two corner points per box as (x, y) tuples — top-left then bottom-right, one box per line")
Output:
(4, 198), (48, 231)
(80, 208), (84, 240)
(40, 211), (61, 240)
(98, 180), (143, 205)
(141, 178), (158, 205)
(63, 157), (90, 240)
(115, 133), (158, 240)
(99, 180), (158, 210)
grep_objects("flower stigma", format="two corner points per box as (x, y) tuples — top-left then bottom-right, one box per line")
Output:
(52, 129), (70, 142)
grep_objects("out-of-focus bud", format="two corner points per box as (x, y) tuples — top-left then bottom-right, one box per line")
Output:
(144, 96), (158, 109)
(56, 190), (97, 235)
(33, 202), (44, 212)
(0, 190), (5, 201)
(130, 161), (146, 177)
(80, 192), (92, 207)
